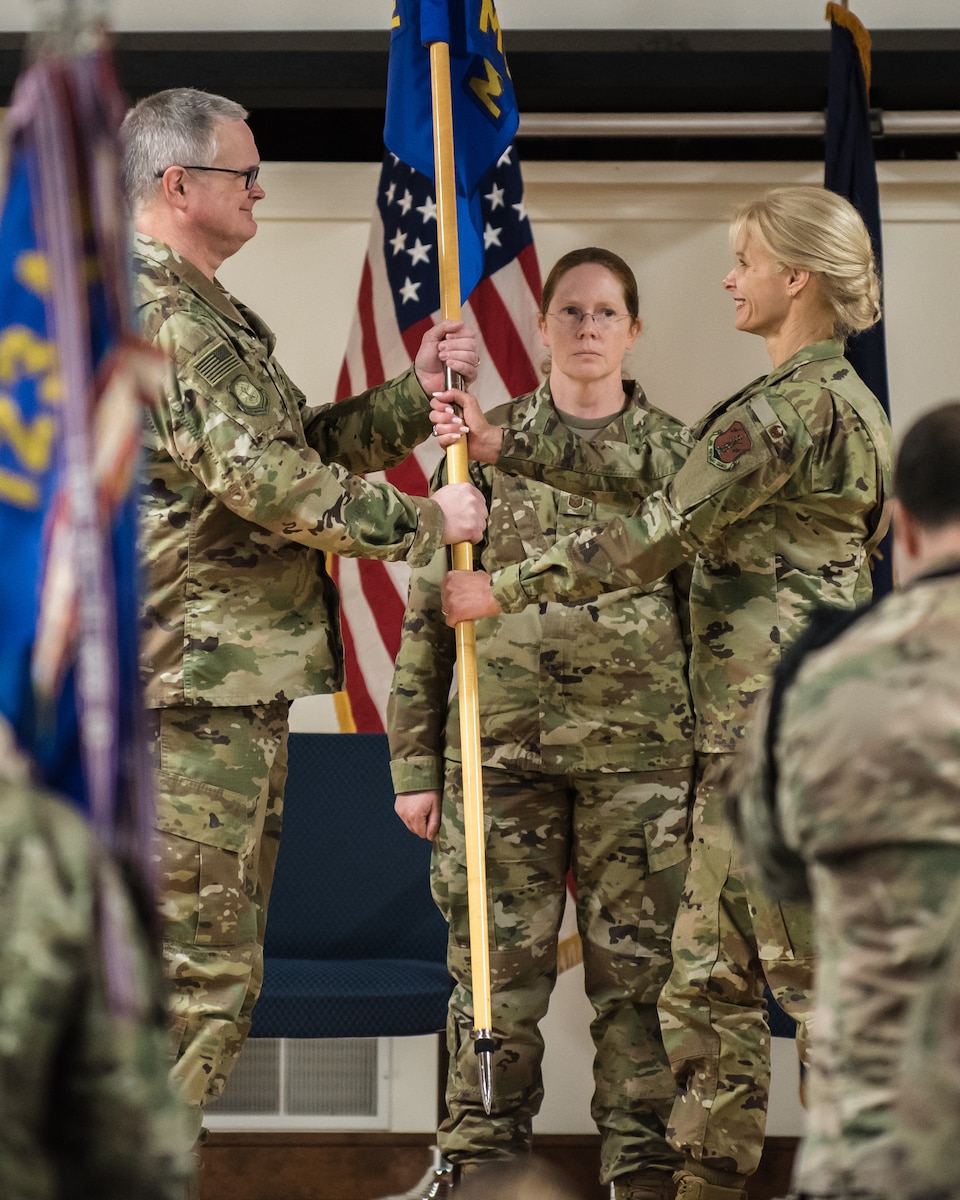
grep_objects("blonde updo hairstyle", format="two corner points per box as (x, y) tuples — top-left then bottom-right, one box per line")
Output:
(731, 185), (882, 340)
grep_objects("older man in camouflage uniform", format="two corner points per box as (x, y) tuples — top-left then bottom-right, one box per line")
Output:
(119, 87), (486, 1167)
(0, 717), (191, 1200)
(732, 400), (960, 1200)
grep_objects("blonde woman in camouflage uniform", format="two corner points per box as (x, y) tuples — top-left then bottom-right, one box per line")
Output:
(388, 249), (695, 1200)
(732, 401), (960, 1200)
(119, 87), (486, 1184)
(436, 188), (893, 1200)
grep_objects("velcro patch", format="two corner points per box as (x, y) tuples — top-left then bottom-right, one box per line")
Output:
(231, 376), (268, 415)
(707, 420), (752, 470)
(194, 340), (241, 386)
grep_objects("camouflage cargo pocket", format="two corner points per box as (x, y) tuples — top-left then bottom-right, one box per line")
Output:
(153, 767), (256, 854)
(154, 826), (257, 948)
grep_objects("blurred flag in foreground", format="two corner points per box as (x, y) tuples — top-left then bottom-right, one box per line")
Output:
(331, 147), (542, 732)
(0, 46), (160, 875)
(825, 1), (892, 595)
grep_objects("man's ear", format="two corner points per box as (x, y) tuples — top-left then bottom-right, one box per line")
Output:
(157, 166), (190, 209)
(893, 498), (922, 563)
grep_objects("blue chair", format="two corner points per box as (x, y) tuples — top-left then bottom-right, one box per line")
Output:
(250, 732), (452, 1040)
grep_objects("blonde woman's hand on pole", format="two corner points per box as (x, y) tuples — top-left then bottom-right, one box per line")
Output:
(429, 389), (503, 463)
(441, 569), (501, 624)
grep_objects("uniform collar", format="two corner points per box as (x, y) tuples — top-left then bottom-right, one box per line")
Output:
(134, 233), (249, 329)
(910, 556), (960, 587)
(535, 375), (642, 410)
(764, 337), (845, 385)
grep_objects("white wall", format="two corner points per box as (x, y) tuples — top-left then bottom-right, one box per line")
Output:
(223, 157), (960, 444)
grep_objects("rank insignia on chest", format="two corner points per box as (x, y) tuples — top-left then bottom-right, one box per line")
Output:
(232, 377), (268, 415)
(707, 420), (752, 469)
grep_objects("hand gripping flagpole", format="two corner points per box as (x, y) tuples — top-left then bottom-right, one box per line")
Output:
(428, 36), (496, 1116)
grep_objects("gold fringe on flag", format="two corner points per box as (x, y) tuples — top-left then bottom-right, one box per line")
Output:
(324, 550), (358, 732)
(825, 2), (872, 93)
(557, 932), (583, 975)
(333, 689), (357, 733)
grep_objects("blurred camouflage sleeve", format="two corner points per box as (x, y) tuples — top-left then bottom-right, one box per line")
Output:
(387, 542), (457, 795)
(148, 313), (443, 565)
(0, 776), (191, 1199)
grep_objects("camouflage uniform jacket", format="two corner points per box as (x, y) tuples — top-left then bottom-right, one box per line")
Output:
(733, 560), (960, 1198)
(134, 235), (444, 707)
(388, 379), (695, 793)
(0, 741), (189, 1199)
(487, 340), (892, 753)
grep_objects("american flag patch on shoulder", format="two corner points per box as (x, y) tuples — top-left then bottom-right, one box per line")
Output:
(193, 340), (240, 386)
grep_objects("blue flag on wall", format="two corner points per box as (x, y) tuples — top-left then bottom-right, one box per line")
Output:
(385, 0), (519, 303)
(0, 48), (159, 875)
(825, 1), (892, 594)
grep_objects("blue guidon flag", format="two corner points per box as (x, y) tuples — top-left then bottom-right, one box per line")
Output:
(0, 46), (160, 889)
(385, 0), (520, 303)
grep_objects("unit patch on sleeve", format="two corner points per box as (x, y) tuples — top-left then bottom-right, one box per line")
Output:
(231, 377), (268, 416)
(707, 420), (752, 470)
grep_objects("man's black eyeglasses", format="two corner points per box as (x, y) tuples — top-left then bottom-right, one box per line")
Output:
(156, 164), (260, 189)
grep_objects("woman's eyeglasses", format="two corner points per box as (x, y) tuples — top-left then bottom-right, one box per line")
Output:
(546, 306), (631, 330)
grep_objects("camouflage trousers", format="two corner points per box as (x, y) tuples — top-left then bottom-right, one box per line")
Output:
(659, 752), (814, 1179)
(434, 760), (693, 1185)
(148, 700), (290, 1146)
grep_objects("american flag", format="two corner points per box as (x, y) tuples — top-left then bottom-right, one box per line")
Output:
(330, 146), (542, 732)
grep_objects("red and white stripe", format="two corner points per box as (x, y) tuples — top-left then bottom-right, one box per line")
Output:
(332, 213), (541, 732)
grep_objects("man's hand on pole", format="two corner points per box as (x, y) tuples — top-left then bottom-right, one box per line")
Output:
(414, 320), (480, 394)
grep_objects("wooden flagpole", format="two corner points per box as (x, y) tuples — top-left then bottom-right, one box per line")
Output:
(427, 36), (496, 1115)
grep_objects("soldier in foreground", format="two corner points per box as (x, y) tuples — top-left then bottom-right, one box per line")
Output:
(0, 716), (190, 1200)
(732, 400), (960, 1200)
(434, 187), (892, 1199)
(119, 86), (486, 1182)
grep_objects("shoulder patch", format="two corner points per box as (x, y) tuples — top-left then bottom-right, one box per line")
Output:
(231, 376), (268, 415)
(194, 339), (242, 386)
(707, 420), (752, 470)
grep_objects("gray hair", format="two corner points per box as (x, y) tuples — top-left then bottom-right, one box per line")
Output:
(730, 185), (882, 340)
(120, 87), (248, 209)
